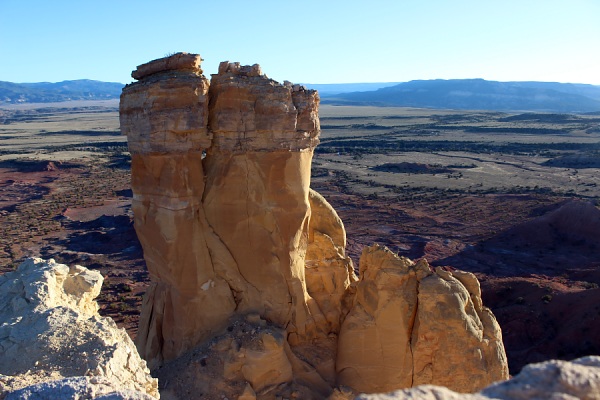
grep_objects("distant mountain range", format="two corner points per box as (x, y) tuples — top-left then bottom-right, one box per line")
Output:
(314, 79), (600, 113)
(0, 80), (124, 104)
(302, 82), (401, 95)
(2, 78), (600, 113)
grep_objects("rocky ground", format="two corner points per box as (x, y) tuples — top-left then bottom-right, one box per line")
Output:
(1, 156), (598, 375)
(0, 156), (147, 334)
(1, 102), (599, 377)
(311, 175), (600, 374)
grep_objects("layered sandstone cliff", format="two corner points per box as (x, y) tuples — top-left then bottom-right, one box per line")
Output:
(120, 55), (331, 371)
(120, 53), (508, 397)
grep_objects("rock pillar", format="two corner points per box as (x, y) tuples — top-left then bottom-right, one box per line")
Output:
(203, 62), (323, 343)
(120, 55), (329, 368)
(120, 54), (236, 368)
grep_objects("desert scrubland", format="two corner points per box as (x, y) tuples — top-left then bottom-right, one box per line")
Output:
(1, 101), (599, 374)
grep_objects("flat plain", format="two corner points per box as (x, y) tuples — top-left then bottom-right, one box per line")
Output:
(1, 101), (599, 373)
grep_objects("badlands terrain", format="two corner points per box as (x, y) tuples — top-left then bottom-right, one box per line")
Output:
(1, 98), (599, 376)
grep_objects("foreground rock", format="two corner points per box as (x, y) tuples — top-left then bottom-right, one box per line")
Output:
(356, 356), (600, 399)
(0, 258), (158, 398)
(120, 53), (508, 397)
(337, 245), (508, 393)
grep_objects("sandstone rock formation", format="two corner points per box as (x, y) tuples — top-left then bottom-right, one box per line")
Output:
(120, 53), (508, 397)
(0, 258), (158, 399)
(355, 356), (600, 400)
(337, 245), (508, 393)
(121, 55), (330, 371)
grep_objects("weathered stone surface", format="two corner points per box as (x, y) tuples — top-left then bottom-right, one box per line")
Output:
(305, 189), (357, 333)
(121, 54), (328, 371)
(120, 54), (508, 397)
(337, 246), (421, 392)
(337, 245), (508, 393)
(153, 316), (329, 399)
(356, 356), (600, 400)
(0, 258), (158, 398)
(121, 55), (210, 155)
(131, 52), (202, 80)
(208, 61), (319, 152)
(3, 376), (156, 400)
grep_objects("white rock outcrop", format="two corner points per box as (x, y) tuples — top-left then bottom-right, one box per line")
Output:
(355, 356), (600, 400)
(0, 258), (159, 398)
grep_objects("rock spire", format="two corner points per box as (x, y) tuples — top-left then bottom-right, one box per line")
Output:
(119, 53), (508, 397)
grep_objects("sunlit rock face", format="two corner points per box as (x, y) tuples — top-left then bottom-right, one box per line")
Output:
(120, 53), (508, 397)
(0, 258), (158, 398)
(356, 357), (600, 400)
(336, 245), (508, 393)
(120, 54), (330, 370)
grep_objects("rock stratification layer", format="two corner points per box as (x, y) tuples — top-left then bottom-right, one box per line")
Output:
(120, 53), (508, 397)
(120, 55), (330, 370)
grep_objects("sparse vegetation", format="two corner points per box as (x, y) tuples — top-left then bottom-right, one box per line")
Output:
(2, 102), (600, 373)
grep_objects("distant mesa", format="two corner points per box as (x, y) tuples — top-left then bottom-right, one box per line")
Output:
(319, 79), (600, 113)
(3, 73), (600, 113)
(0, 79), (123, 104)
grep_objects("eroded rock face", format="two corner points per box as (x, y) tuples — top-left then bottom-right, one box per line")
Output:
(120, 53), (508, 397)
(154, 315), (331, 399)
(120, 54), (329, 370)
(337, 245), (508, 393)
(0, 258), (158, 398)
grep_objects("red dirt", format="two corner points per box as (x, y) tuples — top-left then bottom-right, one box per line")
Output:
(0, 159), (148, 334)
(311, 175), (600, 374)
(1, 160), (598, 374)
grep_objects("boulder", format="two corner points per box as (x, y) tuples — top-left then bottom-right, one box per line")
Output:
(337, 245), (508, 393)
(0, 258), (158, 398)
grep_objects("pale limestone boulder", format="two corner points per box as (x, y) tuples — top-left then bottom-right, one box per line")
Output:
(3, 376), (156, 400)
(0, 258), (158, 398)
(356, 356), (600, 400)
(337, 245), (508, 393)
(481, 356), (600, 400)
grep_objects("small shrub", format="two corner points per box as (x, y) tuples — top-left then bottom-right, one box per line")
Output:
(541, 294), (553, 304)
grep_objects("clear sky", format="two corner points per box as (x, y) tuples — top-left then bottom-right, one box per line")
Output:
(1, 0), (599, 85)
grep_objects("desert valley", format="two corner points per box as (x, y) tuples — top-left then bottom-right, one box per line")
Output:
(1, 54), (600, 399)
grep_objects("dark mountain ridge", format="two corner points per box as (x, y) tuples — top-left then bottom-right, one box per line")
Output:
(319, 79), (600, 113)
(0, 80), (124, 104)
(3, 78), (600, 113)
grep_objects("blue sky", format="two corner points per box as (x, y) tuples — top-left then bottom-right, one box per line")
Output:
(1, 0), (599, 85)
